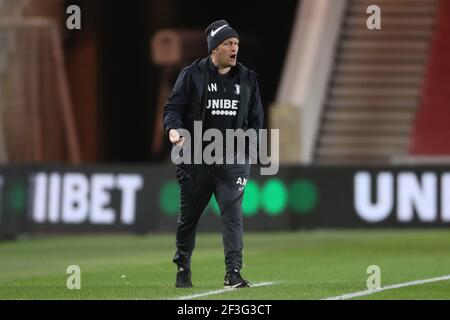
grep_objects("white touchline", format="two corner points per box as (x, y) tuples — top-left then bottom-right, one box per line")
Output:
(324, 274), (450, 300)
(175, 281), (281, 300)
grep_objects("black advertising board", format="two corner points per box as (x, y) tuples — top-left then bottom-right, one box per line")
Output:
(1, 164), (449, 237)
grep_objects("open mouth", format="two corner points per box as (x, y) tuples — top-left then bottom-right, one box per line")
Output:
(230, 54), (237, 60)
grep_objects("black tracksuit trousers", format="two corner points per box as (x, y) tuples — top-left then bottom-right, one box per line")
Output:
(173, 162), (250, 273)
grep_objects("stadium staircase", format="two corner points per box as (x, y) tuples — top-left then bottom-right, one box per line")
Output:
(314, 0), (439, 164)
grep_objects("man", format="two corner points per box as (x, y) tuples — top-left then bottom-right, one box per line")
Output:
(163, 20), (264, 289)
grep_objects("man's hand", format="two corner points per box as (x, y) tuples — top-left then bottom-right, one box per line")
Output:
(169, 129), (185, 146)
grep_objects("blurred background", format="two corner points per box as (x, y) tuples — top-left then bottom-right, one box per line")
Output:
(0, 0), (450, 236)
(0, 0), (297, 163)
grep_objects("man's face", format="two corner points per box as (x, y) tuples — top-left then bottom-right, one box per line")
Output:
(211, 37), (239, 68)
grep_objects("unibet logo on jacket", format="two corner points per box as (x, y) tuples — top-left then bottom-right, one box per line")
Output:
(206, 76), (240, 118)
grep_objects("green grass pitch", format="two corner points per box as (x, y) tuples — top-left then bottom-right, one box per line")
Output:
(1, 230), (450, 299)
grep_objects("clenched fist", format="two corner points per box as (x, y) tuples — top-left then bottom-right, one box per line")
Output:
(169, 129), (184, 146)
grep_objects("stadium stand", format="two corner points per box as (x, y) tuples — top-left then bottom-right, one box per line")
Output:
(0, 0), (80, 163)
(314, 0), (439, 164)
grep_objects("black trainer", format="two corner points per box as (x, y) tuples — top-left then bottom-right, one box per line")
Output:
(175, 267), (193, 288)
(224, 270), (251, 288)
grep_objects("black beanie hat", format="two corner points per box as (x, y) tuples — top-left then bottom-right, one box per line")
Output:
(205, 20), (239, 53)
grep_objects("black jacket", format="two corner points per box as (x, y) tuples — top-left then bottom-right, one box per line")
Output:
(163, 57), (264, 135)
